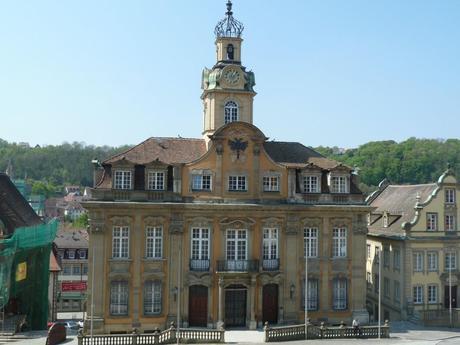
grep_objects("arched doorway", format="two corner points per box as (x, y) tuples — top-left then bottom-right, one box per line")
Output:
(189, 285), (208, 327)
(225, 284), (247, 327)
(262, 284), (278, 324)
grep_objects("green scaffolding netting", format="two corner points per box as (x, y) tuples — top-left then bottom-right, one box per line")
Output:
(0, 219), (59, 330)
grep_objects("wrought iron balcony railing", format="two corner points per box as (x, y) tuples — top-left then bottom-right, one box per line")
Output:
(189, 259), (210, 272)
(216, 260), (259, 272)
(262, 258), (280, 271)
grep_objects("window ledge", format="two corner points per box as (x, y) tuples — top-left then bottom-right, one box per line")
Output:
(109, 258), (132, 262)
(142, 258), (166, 262)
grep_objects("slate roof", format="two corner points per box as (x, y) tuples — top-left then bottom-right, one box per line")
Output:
(368, 183), (437, 236)
(54, 227), (88, 249)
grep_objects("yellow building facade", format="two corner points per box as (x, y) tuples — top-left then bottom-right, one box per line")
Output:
(83, 2), (370, 333)
(366, 169), (460, 325)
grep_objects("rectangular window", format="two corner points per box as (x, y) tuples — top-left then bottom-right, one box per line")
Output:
(263, 176), (279, 192)
(445, 189), (456, 204)
(110, 281), (128, 315)
(445, 252), (457, 270)
(374, 274), (379, 294)
(303, 176), (319, 193)
(427, 213), (438, 231)
(366, 272), (372, 290)
(78, 249), (87, 259)
(114, 170), (132, 190)
(413, 286), (423, 304)
(333, 279), (347, 310)
(384, 249), (390, 268)
(374, 247), (380, 264)
(428, 285), (437, 304)
(82, 264), (88, 275)
(191, 228), (210, 260)
(445, 215), (455, 231)
(304, 228), (318, 258)
(383, 215), (388, 228)
(413, 252), (423, 272)
(192, 174), (212, 191)
(63, 265), (71, 275)
(394, 281), (400, 302)
(394, 249), (401, 270)
(427, 252), (438, 271)
(226, 229), (247, 261)
(147, 171), (165, 191)
(228, 176), (247, 191)
(72, 265), (81, 275)
(112, 226), (129, 259)
(263, 228), (278, 260)
(331, 176), (347, 193)
(144, 281), (162, 315)
(384, 277), (390, 298)
(301, 279), (319, 311)
(332, 227), (347, 258)
(146, 226), (163, 259)
(67, 250), (75, 260)
(367, 244), (371, 260)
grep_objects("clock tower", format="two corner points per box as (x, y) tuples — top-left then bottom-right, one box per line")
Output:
(201, 1), (256, 141)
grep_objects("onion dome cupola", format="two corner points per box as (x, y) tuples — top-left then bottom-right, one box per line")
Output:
(201, 1), (257, 140)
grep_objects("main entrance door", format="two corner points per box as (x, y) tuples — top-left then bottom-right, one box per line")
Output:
(189, 285), (208, 327)
(445, 285), (457, 308)
(225, 285), (247, 328)
(262, 284), (278, 324)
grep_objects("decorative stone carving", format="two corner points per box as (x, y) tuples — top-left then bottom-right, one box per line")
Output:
(261, 217), (283, 228)
(286, 215), (300, 235)
(301, 217), (322, 228)
(188, 217), (213, 228)
(219, 217), (255, 230)
(144, 216), (165, 227)
(110, 216), (133, 227)
(169, 214), (184, 234)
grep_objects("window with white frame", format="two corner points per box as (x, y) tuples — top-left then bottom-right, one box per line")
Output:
(78, 249), (87, 259)
(263, 228), (278, 260)
(67, 250), (75, 260)
(413, 252), (423, 272)
(228, 175), (247, 191)
(427, 213), (438, 231)
(394, 280), (400, 302)
(224, 101), (239, 123)
(333, 279), (347, 310)
(384, 277), (390, 298)
(413, 286), (423, 304)
(445, 252), (457, 270)
(394, 249), (401, 270)
(112, 226), (129, 259)
(332, 228), (347, 257)
(114, 170), (132, 190)
(445, 215), (455, 231)
(304, 227), (318, 258)
(303, 176), (319, 193)
(146, 226), (163, 259)
(427, 252), (438, 271)
(428, 285), (437, 304)
(110, 281), (128, 315)
(191, 228), (210, 260)
(263, 176), (279, 192)
(192, 174), (212, 191)
(301, 279), (319, 311)
(366, 272), (372, 290)
(445, 189), (456, 204)
(331, 176), (347, 193)
(226, 229), (247, 261)
(144, 280), (162, 315)
(147, 171), (165, 191)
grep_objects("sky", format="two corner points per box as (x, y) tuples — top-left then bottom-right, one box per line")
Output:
(0, 0), (459, 148)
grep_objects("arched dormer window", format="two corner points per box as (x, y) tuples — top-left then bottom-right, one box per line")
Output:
(224, 101), (238, 124)
(226, 44), (234, 60)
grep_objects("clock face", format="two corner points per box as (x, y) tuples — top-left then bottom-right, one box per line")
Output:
(224, 68), (240, 85)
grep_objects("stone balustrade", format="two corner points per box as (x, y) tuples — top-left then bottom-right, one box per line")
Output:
(264, 321), (390, 342)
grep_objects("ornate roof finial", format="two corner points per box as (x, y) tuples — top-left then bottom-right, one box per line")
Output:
(215, 0), (244, 38)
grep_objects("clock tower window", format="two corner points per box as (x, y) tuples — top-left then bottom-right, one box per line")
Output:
(224, 101), (239, 124)
(227, 44), (234, 60)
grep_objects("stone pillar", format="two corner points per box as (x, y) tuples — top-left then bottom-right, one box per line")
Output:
(167, 214), (184, 326)
(249, 276), (257, 329)
(284, 216), (300, 322)
(215, 143), (223, 196)
(131, 215), (141, 328)
(252, 144), (261, 199)
(217, 277), (224, 329)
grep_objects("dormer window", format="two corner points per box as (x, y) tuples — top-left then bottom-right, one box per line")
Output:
(330, 176), (348, 193)
(147, 171), (165, 191)
(114, 170), (132, 190)
(303, 176), (320, 193)
(383, 214), (388, 228)
(67, 250), (75, 260)
(445, 189), (456, 204)
(224, 101), (239, 123)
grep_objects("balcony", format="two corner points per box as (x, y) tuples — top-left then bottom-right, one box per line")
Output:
(262, 258), (280, 271)
(217, 260), (259, 272)
(298, 193), (365, 205)
(189, 259), (210, 272)
(91, 189), (182, 202)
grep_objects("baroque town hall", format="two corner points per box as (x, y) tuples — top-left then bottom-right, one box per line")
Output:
(84, 1), (371, 333)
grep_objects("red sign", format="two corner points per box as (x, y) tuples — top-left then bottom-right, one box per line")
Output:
(61, 282), (87, 291)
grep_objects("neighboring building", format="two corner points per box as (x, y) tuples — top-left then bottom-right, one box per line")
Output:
(29, 194), (46, 218)
(63, 201), (86, 221)
(65, 186), (81, 195)
(83, 2), (371, 334)
(54, 227), (89, 313)
(366, 168), (459, 325)
(48, 249), (61, 322)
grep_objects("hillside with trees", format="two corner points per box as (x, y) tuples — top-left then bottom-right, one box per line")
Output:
(0, 137), (459, 193)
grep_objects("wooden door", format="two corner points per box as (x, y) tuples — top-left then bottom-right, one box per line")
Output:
(189, 285), (208, 327)
(262, 284), (278, 324)
(225, 286), (247, 327)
